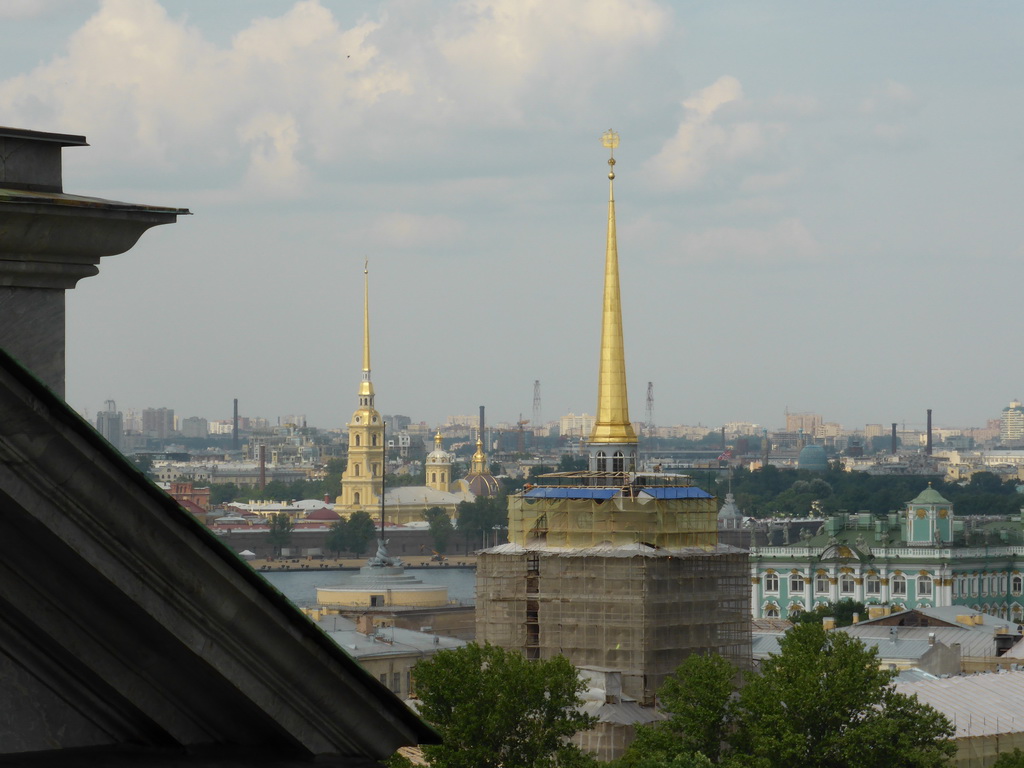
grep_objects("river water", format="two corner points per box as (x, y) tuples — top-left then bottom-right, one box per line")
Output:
(262, 567), (477, 608)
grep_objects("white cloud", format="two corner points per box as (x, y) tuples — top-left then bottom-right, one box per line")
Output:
(0, 0), (410, 186)
(238, 112), (309, 196)
(435, 0), (670, 123)
(645, 75), (784, 189)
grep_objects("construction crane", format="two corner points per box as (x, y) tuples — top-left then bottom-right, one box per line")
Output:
(644, 382), (654, 436)
(532, 380), (541, 431)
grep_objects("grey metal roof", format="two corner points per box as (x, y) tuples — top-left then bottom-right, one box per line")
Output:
(896, 671), (1024, 737)
(842, 624), (999, 658)
(318, 616), (466, 659)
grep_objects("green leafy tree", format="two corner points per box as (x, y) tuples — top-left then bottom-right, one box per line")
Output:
(210, 482), (241, 505)
(412, 642), (598, 768)
(794, 599), (866, 628)
(457, 496), (508, 550)
(325, 519), (348, 556)
(346, 510), (377, 556)
(424, 506), (454, 553)
(558, 454), (589, 472)
(621, 654), (738, 767)
(619, 623), (955, 768)
(266, 512), (293, 556)
(733, 623), (955, 768)
(993, 748), (1024, 768)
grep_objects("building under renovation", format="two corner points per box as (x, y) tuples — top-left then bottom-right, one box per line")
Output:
(476, 133), (751, 726)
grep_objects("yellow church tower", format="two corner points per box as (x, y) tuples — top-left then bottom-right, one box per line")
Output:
(425, 430), (452, 492)
(336, 263), (384, 514)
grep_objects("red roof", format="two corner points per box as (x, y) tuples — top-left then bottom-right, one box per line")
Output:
(305, 506), (341, 521)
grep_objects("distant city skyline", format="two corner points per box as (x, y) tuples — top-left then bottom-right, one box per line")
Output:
(79, 398), (1004, 436)
(2, 2), (1021, 430)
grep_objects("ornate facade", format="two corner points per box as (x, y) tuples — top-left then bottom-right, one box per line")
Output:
(750, 484), (1024, 623)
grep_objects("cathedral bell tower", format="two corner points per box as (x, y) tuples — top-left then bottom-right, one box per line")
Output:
(337, 263), (384, 513)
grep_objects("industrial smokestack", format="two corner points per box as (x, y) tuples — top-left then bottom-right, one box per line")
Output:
(479, 405), (485, 447)
(891, 423), (897, 455)
(258, 444), (266, 491)
(233, 398), (239, 450)
(926, 409), (933, 456)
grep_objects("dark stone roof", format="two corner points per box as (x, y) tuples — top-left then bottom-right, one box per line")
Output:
(0, 347), (436, 764)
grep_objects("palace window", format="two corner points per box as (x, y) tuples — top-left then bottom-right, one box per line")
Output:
(764, 604), (780, 619)
(431, 472), (437, 483)
(788, 604), (804, 619)
(790, 574), (805, 593)
(891, 575), (907, 596)
(355, 434), (361, 446)
(764, 573), (779, 593)
(354, 492), (360, 505)
(612, 451), (624, 473)
(354, 463), (361, 476)
(866, 575), (881, 595)
(918, 575), (933, 597)
(840, 574), (855, 594)
(1012, 575), (1023, 596)
(372, 434), (378, 446)
(815, 573), (829, 593)
(596, 451), (607, 472)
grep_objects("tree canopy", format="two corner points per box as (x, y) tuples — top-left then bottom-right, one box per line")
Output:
(266, 512), (293, 556)
(618, 623), (955, 768)
(346, 510), (377, 556)
(723, 465), (1023, 518)
(423, 506), (454, 553)
(411, 642), (597, 768)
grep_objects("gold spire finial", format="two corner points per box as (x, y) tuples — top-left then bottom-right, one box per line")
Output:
(359, 261), (374, 400)
(601, 129), (619, 179)
(590, 130), (637, 448)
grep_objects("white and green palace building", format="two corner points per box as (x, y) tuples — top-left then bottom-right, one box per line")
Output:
(750, 485), (1024, 623)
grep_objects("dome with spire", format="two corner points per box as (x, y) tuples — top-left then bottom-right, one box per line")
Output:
(426, 430), (451, 465)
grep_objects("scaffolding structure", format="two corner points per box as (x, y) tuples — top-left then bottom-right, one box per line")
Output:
(477, 545), (751, 705)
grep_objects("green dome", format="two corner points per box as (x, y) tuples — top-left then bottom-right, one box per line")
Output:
(797, 444), (828, 471)
(909, 484), (950, 505)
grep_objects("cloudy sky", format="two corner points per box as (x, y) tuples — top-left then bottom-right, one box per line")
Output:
(2, 0), (1022, 432)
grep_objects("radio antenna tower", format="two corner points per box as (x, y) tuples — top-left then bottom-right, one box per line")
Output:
(645, 381), (654, 435)
(532, 380), (542, 429)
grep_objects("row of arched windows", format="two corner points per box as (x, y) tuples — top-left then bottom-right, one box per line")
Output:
(594, 450), (635, 473)
(763, 572), (930, 597)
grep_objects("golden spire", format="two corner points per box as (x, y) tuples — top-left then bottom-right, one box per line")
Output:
(359, 260), (374, 401)
(590, 130), (637, 446)
(471, 437), (487, 474)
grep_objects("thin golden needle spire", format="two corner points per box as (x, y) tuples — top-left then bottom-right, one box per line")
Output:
(359, 260), (374, 401)
(590, 129), (637, 446)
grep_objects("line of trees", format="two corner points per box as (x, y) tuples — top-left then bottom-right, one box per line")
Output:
(724, 465), (1024, 517)
(388, 625), (956, 768)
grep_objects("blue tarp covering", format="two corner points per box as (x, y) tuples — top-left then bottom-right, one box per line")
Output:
(523, 486), (713, 501)
(524, 487), (619, 500)
(640, 487), (713, 499)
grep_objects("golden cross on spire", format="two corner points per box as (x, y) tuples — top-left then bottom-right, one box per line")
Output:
(601, 129), (619, 177)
